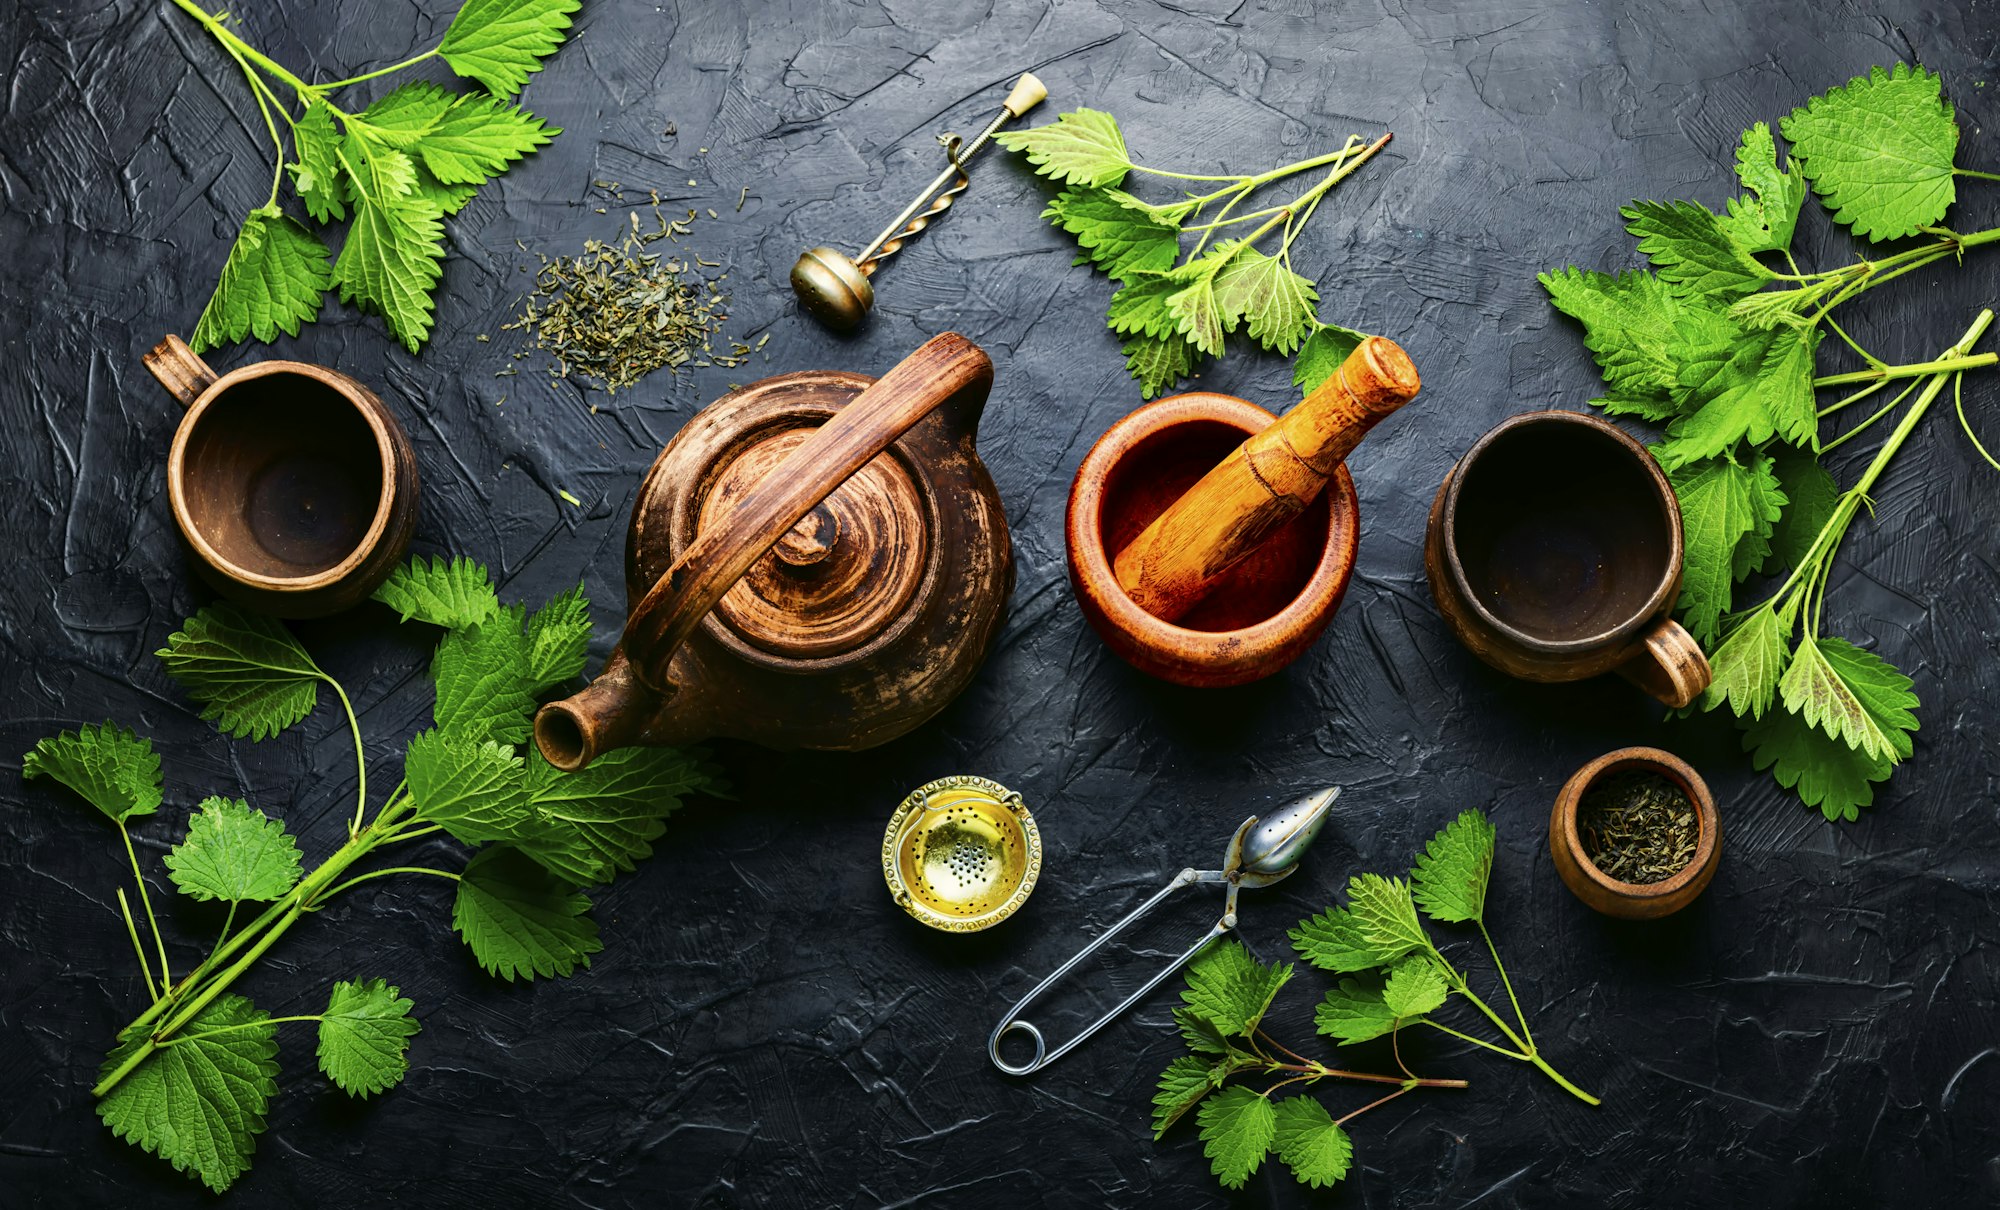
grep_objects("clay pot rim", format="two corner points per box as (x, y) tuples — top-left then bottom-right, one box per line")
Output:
(1553, 746), (1719, 904)
(1439, 410), (1681, 655)
(167, 359), (398, 594)
(1068, 392), (1355, 662)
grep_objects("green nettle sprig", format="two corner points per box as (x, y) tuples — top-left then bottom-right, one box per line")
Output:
(997, 109), (1391, 398)
(171, 0), (580, 353)
(21, 557), (720, 1192)
(1538, 63), (2000, 821)
(1157, 811), (1595, 1192)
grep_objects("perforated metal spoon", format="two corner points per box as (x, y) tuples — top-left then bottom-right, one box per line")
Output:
(988, 786), (1338, 1075)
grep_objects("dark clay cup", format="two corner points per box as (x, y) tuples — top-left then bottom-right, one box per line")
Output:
(1424, 410), (1710, 708)
(145, 335), (418, 618)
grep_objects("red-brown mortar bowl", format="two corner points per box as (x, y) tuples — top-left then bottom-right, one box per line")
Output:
(1066, 392), (1360, 687)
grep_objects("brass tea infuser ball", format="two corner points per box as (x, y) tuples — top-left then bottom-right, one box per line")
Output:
(790, 73), (1048, 333)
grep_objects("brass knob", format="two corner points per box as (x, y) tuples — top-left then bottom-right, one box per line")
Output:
(789, 247), (874, 333)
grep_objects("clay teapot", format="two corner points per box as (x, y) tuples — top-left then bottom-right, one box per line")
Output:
(534, 333), (1013, 770)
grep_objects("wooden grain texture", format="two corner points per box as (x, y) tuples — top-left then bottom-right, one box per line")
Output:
(1549, 746), (1721, 919)
(1112, 336), (1418, 622)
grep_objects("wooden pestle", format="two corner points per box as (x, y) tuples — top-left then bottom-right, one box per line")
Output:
(1113, 336), (1420, 622)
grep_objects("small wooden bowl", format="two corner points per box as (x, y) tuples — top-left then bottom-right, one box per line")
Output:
(1549, 746), (1720, 919)
(1067, 393), (1359, 686)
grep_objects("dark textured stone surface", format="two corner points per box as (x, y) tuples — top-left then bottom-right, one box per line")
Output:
(2, 1), (1997, 1206)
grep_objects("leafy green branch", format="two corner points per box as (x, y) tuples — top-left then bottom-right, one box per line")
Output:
(23, 556), (722, 1191)
(998, 108), (1391, 397)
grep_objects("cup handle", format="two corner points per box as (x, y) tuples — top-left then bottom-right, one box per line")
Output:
(1614, 617), (1713, 708)
(143, 335), (218, 409)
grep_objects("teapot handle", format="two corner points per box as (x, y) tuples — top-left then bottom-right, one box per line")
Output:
(622, 332), (993, 690)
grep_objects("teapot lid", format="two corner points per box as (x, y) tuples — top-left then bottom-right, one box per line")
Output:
(695, 425), (931, 660)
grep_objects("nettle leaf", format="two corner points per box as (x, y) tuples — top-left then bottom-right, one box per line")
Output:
(290, 102), (346, 222)
(1343, 873), (1429, 962)
(158, 604), (323, 741)
(1779, 634), (1918, 763)
(525, 584), (591, 690)
(165, 797), (303, 903)
(1122, 332), (1200, 399)
(1174, 1007), (1230, 1055)
(406, 729), (530, 845)
(1539, 268), (1711, 408)
(1044, 187), (1182, 282)
(1212, 246), (1318, 355)
(1659, 324), (1819, 470)
(373, 554), (501, 628)
(334, 134), (445, 353)
(1621, 199), (1772, 301)
(1595, 394), (1681, 422)
(1782, 62), (1959, 242)
(996, 107), (1134, 188)
(1180, 940), (1291, 1037)
(431, 605), (537, 745)
(1409, 809), (1495, 924)
(22, 722), (162, 825)
(1742, 704), (1892, 822)
(439, 0), (581, 97)
(1314, 976), (1398, 1044)
(189, 207), (332, 353)
(453, 845), (602, 981)
(1668, 456), (1767, 645)
(1164, 243), (1244, 358)
(1271, 1095), (1353, 1189)
(354, 81), (454, 144)
(1732, 451), (1788, 582)
(1292, 323), (1367, 396)
(1702, 602), (1793, 719)
(97, 994), (278, 1194)
(365, 82), (557, 186)
(513, 746), (710, 885)
(1289, 904), (1390, 973)
(1380, 954), (1449, 1019)
(1196, 1085), (1276, 1190)
(317, 978), (420, 1098)
(1106, 272), (1181, 340)
(1768, 449), (1839, 570)
(1721, 121), (1806, 253)
(1153, 1055), (1220, 1138)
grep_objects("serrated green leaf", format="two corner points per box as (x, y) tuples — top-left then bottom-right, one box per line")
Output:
(97, 994), (277, 1194)
(1621, 199), (1772, 301)
(1728, 283), (1832, 331)
(439, 0), (580, 97)
(1539, 268), (1718, 408)
(1767, 449), (1839, 570)
(1314, 976), (1398, 1044)
(1668, 456), (1763, 645)
(1174, 1007), (1230, 1055)
(453, 845), (601, 981)
(1271, 1095), (1353, 1189)
(290, 102), (346, 222)
(432, 605), (537, 745)
(1181, 939), (1291, 1037)
(1659, 324), (1819, 470)
(1122, 331), (1199, 399)
(373, 554), (501, 628)
(995, 108), (1133, 188)
(1196, 1085), (1276, 1190)
(1594, 395), (1682, 422)
(1293, 323), (1368, 396)
(1381, 954), (1449, 1018)
(1742, 703), (1892, 821)
(1212, 246), (1318, 355)
(1779, 634), (1917, 762)
(333, 134), (444, 353)
(365, 83), (557, 186)
(190, 208), (332, 353)
(1702, 602), (1792, 719)
(1153, 1054), (1221, 1138)
(1344, 873), (1429, 962)
(317, 978), (419, 1098)
(512, 745), (711, 885)
(1106, 271), (1181, 340)
(1288, 905), (1391, 973)
(1409, 809), (1495, 924)
(22, 722), (162, 825)
(353, 81), (454, 145)
(1721, 122), (1806, 253)
(1164, 243), (1244, 357)
(525, 584), (590, 690)
(164, 797), (303, 903)
(157, 604), (322, 741)
(1732, 451), (1788, 582)
(1781, 63), (1959, 242)
(1043, 186), (1182, 281)
(405, 729), (530, 845)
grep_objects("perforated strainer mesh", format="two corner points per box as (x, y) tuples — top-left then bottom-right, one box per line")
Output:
(882, 777), (1041, 932)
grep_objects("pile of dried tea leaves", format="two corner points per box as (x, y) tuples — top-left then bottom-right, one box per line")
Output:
(503, 190), (753, 393)
(1578, 772), (1699, 884)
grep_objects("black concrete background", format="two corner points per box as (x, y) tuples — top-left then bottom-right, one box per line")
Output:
(3, 1), (1997, 1206)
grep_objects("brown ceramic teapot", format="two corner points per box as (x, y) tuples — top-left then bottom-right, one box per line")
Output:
(533, 333), (1013, 770)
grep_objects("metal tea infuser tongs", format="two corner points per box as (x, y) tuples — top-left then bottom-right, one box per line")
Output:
(988, 786), (1339, 1076)
(791, 72), (1047, 332)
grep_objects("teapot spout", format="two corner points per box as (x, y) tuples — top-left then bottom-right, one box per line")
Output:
(534, 650), (662, 772)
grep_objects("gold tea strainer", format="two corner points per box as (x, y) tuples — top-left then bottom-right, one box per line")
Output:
(883, 776), (1041, 932)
